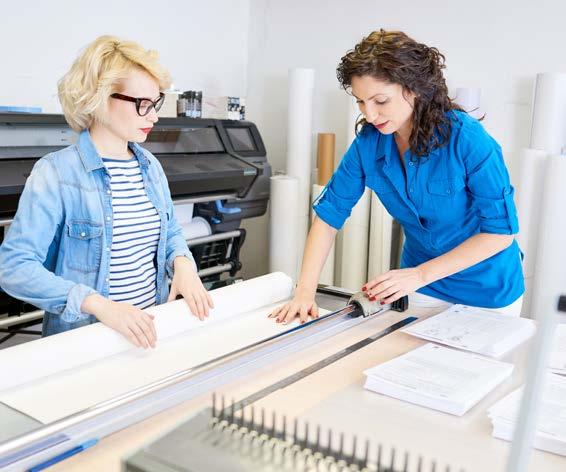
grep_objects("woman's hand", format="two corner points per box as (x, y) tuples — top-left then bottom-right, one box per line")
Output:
(268, 287), (319, 325)
(363, 267), (426, 304)
(82, 294), (157, 349)
(168, 256), (214, 320)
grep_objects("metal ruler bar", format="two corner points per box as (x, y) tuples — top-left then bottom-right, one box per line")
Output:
(172, 193), (237, 205)
(232, 316), (418, 412)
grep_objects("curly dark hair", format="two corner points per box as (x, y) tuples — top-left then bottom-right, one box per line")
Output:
(337, 30), (468, 157)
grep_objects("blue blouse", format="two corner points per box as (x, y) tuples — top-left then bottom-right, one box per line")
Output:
(313, 111), (524, 308)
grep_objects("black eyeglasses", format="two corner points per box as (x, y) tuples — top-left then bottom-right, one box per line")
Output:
(110, 92), (165, 116)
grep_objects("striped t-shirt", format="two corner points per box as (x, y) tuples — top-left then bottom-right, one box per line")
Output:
(103, 157), (161, 310)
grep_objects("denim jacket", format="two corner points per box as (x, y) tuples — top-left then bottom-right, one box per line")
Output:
(0, 130), (195, 333)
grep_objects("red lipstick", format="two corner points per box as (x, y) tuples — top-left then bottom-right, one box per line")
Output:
(374, 121), (389, 130)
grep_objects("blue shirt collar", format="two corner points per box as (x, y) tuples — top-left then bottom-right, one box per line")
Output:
(77, 129), (150, 172)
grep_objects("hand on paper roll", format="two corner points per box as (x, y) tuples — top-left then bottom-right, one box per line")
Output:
(268, 287), (319, 325)
(82, 294), (157, 349)
(168, 256), (213, 320)
(363, 267), (426, 304)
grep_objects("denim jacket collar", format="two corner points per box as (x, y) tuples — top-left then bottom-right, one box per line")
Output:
(78, 129), (150, 172)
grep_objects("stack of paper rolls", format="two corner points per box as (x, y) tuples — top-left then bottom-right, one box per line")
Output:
(521, 72), (566, 317)
(286, 68), (315, 277)
(311, 133), (336, 285)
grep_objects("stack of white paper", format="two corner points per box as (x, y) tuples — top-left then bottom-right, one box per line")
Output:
(363, 343), (514, 416)
(402, 305), (536, 358)
(487, 373), (566, 456)
(549, 324), (566, 375)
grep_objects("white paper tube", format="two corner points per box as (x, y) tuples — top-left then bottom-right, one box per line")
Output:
(0, 272), (293, 392)
(531, 155), (566, 321)
(454, 87), (482, 119)
(367, 192), (394, 280)
(334, 97), (367, 289)
(269, 175), (300, 281)
(286, 68), (315, 272)
(311, 184), (335, 285)
(336, 188), (371, 291)
(181, 216), (212, 240)
(530, 73), (566, 154)
(173, 202), (194, 225)
(516, 148), (548, 279)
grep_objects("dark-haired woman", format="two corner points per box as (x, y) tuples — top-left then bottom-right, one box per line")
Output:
(270, 30), (524, 323)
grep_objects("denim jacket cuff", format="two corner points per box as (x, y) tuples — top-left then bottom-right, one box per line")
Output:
(61, 283), (98, 323)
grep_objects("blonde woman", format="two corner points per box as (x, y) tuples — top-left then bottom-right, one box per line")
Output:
(0, 36), (212, 348)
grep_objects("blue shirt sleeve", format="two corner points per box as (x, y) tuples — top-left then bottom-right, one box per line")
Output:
(458, 119), (519, 235)
(313, 138), (366, 230)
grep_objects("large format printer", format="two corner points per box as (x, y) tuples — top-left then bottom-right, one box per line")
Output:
(0, 113), (271, 337)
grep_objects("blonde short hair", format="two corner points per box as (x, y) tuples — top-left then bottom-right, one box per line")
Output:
(58, 35), (172, 132)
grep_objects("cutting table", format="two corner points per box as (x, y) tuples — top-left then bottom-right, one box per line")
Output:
(0, 288), (564, 472)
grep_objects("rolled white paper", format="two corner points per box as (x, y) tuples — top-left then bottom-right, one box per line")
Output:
(335, 188), (371, 291)
(269, 175), (300, 281)
(0, 272), (294, 392)
(516, 148), (548, 279)
(367, 192), (394, 280)
(181, 216), (212, 240)
(531, 155), (566, 321)
(530, 73), (566, 154)
(454, 87), (482, 119)
(286, 68), (315, 272)
(173, 202), (194, 225)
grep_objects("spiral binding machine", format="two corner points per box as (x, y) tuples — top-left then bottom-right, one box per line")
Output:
(124, 394), (465, 472)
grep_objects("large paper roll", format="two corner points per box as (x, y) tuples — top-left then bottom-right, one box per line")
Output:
(311, 184), (335, 285)
(0, 273), (333, 423)
(530, 73), (566, 154)
(286, 68), (315, 271)
(516, 148), (548, 279)
(336, 188), (371, 291)
(173, 202), (194, 225)
(181, 216), (212, 240)
(367, 192), (394, 280)
(531, 155), (566, 321)
(334, 97), (368, 289)
(454, 87), (482, 119)
(0, 272), (293, 392)
(269, 175), (300, 280)
(316, 133), (335, 186)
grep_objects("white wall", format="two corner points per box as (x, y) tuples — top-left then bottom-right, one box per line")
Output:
(1, 0), (250, 112)
(4, 1), (566, 280)
(241, 0), (566, 278)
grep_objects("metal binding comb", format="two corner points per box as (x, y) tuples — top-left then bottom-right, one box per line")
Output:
(125, 394), (466, 472)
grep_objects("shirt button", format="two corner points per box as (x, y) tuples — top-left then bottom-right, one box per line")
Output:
(446, 189), (451, 194)
(80, 232), (86, 237)
(106, 247), (110, 251)
(105, 278), (109, 282)
(106, 216), (111, 221)
(106, 190), (111, 195)
(409, 162), (414, 166)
